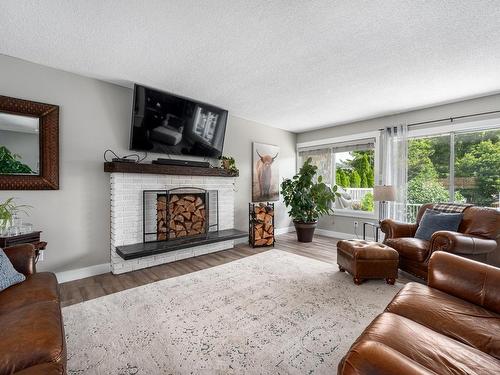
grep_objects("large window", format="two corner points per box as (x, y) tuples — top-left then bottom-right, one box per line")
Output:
(407, 127), (499, 220)
(298, 139), (376, 215)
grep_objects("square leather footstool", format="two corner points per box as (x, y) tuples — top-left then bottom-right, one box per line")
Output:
(337, 239), (399, 285)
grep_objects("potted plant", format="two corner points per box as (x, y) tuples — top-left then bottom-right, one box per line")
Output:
(219, 155), (239, 176)
(0, 198), (31, 236)
(281, 157), (339, 242)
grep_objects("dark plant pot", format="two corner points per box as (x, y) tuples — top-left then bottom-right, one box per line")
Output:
(293, 220), (317, 242)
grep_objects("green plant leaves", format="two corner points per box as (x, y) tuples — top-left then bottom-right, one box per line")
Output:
(280, 157), (338, 222)
(0, 146), (34, 174)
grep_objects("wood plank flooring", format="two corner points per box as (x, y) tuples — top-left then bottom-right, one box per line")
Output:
(59, 233), (339, 307)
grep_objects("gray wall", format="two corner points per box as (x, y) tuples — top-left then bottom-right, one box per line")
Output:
(0, 55), (295, 273)
(297, 93), (500, 236)
(224, 116), (296, 231)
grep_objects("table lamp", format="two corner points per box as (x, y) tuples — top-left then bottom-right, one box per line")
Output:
(373, 185), (396, 221)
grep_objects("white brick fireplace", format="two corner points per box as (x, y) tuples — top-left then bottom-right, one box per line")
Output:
(109, 172), (236, 274)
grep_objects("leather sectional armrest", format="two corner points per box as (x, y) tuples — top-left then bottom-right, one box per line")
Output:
(3, 244), (36, 276)
(428, 251), (500, 314)
(380, 219), (417, 239)
(338, 341), (434, 375)
(430, 231), (497, 255)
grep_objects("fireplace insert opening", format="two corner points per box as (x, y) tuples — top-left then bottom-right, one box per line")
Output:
(143, 187), (218, 243)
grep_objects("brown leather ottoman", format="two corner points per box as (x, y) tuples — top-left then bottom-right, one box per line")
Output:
(337, 239), (399, 285)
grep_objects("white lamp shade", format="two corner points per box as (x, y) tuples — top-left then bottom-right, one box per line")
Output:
(373, 185), (396, 202)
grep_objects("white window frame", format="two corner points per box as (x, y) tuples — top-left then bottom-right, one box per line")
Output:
(297, 131), (380, 219)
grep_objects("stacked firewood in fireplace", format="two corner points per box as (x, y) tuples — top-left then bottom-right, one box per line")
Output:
(249, 202), (275, 247)
(157, 194), (206, 240)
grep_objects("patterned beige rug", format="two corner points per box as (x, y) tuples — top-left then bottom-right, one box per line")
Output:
(63, 249), (402, 374)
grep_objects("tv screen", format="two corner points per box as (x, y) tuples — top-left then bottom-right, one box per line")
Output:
(129, 84), (228, 158)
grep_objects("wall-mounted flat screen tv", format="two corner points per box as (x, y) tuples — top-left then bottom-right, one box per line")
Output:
(129, 84), (228, 158)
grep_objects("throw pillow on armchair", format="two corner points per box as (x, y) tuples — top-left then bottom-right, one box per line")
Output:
(414, 209), (463, 241)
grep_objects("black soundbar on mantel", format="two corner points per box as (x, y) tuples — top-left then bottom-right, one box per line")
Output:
(152, 158), (210, 168)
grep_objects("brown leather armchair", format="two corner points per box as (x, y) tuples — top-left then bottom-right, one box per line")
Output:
(0, 244), (66, 374)
(380, 203), (500, 280)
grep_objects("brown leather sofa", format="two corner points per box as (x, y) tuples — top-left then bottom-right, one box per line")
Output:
(338, 252), (500, 374)
(380, 203), (499, 279)
(0, 244), (66, 374)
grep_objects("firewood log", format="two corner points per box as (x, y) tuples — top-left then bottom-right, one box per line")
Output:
(169, 221), (176, 230)
(169, 195), (179, 203)
(195, 197), (203, 206)
(256, 212), (266, 221)
(255, 239), (268, 246)
(194, 209), (203, 218)
(192, 222), (202, 231)
(174, 205), (184, 215)
(169, 231), (176, 239)
(181, 211), (191, 220)
(184, 221), (193, 231)
(264, 222), (271, 232)
(175, 215), (184, 223)
(184, 195), (195, 202)
(176, 199), (186, 207)
(266, 238), (274, 245)
(255, 223), (263, 229)
(157, 200), (166, 210)
(188, 229), (198, 236)
(192, 214), (200, 223)
(186, 203), (196, 213)
(254, 228), (261, 240)
(175, 224), (185, 231)
(158, 233), (166, 241)
(263, 231), (273, 239)
(177, 230), (187, 237)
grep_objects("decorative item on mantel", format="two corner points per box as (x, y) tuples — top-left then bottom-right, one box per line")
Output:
(219, 155), (239, 176)
(249, 202), (275, 247)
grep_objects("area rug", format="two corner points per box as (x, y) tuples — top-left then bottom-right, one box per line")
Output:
(63, 249), (402, 374)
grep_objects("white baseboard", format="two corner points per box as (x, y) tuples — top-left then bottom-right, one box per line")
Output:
(315, 228), (375, 242)
(56, 263), (110, 284)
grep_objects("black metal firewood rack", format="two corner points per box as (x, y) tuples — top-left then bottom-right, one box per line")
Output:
(249, 202), (275, 248)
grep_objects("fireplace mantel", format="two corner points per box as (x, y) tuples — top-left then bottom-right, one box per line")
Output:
(104, 162), (238, 177)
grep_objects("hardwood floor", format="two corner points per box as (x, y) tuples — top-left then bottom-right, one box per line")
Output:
(59, 233), (339, 307)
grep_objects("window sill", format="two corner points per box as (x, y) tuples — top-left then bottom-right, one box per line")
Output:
(332, 209), (377, 219)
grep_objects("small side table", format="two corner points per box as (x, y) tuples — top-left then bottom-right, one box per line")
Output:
(0, 231), (47, 263)
(363, 222), (381, 242)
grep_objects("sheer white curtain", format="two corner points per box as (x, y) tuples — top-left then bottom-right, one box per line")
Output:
(380, 125), (408, 222)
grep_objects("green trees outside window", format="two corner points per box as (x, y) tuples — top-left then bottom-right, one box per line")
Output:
(334, 150), (375, 212)
(407, 129), (499, 209)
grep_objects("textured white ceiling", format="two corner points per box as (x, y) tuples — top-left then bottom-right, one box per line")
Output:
(1, 1), (500, 132)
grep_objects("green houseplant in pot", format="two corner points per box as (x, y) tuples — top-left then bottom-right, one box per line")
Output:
(0, 198), (31, 236)
(281, 157), (338, 242)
